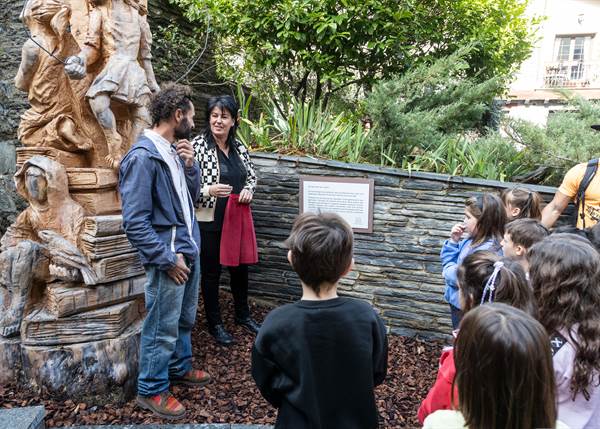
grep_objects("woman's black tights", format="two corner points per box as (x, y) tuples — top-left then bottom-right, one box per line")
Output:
(200, 229), (250, 327)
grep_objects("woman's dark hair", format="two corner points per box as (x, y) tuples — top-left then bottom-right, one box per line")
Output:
(454, 303), (556, 429)
(587, 222), (600, 253)
(551, 225), (590, 239)
(552, 223), (600, 254)
(528, 234), (600, 400)
(465, 193), (506, 245)
(204, 95), (239, 148)
(149, 82), (193, 127)
(501, 186), (543, 221)
(457, 251), (537, 317)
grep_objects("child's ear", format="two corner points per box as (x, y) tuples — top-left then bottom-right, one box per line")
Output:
(341, 257), (354, 277)
(515, 245), (526, 257)
(511, 206), (521, 218)
(287, 250), (293, 266)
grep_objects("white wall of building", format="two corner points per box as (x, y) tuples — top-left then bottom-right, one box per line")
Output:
(511, 0), (600, 91)
(505, 104), (550, 125)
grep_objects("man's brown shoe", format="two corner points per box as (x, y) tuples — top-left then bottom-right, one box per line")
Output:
(170, 369), (212, 386)
(136, 391), (186, 420)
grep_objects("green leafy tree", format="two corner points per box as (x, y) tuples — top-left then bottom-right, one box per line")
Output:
(172, 0), (538, 103)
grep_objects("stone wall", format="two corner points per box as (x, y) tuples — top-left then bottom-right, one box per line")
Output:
(0, 0), (226, 237)
(248, 153), (563, 339)
(0, 0), (29, 234)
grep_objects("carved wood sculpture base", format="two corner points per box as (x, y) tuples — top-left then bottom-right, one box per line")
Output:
(0, 320), (142, 403)
(0, 336), (22, 385)
(21, 320), (142, 404)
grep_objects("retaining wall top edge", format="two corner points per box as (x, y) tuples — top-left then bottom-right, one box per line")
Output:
(250, 152), (558, 195)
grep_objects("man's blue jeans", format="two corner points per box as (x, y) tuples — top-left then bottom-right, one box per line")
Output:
(137, 254), (200, 396)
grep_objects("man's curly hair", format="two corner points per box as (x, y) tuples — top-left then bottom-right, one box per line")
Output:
(149, 82), (193, 127)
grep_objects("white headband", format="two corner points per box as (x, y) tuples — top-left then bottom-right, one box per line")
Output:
(481, 261), (503, 304)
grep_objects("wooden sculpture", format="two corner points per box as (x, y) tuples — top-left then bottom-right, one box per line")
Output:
(0, 0), (154, 401)
(64, 0), (159, 168)
(16, 0), (93, 153)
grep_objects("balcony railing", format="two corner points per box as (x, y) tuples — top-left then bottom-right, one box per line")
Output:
(544, 62), (600, 88)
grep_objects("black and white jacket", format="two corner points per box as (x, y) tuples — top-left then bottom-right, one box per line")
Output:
(192, 134), (257, 222)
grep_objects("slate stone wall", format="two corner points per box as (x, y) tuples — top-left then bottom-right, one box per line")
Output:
(0, 0), (29, 235)
(248, 153), (563, 339)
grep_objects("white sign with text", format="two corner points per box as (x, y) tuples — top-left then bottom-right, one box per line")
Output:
(300, 177), (374, 233)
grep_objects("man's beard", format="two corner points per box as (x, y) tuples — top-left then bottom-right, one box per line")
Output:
(174, 117), (192, 140)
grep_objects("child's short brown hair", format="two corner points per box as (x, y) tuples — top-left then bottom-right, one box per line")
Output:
(505, 218), (549, 249)
(285, 213), (353, 295)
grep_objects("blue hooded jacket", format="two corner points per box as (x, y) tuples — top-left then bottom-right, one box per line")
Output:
(440, 237), (502, 309)
(119, 135), (201, 270)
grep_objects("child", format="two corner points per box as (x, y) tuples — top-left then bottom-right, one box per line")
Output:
(418, 252), (536, 424)
(528, 235), (600, 429)
(441, 193), (506, 329)
(251, 213), (388, 429)
(423, 304), (568, 429)
(501, 186), (543, 221)
(501, 218), (549, 273)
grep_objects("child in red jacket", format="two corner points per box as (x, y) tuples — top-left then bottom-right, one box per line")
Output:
(418, 252), (537, 424)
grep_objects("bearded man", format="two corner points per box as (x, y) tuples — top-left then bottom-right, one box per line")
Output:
(119, 83), (209, 419)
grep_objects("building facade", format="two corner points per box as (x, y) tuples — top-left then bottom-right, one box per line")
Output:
(506, 0), (600, 124)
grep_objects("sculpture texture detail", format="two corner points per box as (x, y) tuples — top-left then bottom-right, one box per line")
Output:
(64, 0), (159, 169)
(0, 156), (88, 337)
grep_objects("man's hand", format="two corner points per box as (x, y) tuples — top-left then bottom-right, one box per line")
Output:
(167, 253), (190, 285)
(64, 55), (86, 80)
(176, 139), (195, 168)
(239, 189), (253, 204)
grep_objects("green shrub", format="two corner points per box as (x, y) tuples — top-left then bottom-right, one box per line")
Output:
(237, 91), (370, 164)
(497, 94), (600, 185)
(403, 134), (529, 181)
(365, 48), (506, 166)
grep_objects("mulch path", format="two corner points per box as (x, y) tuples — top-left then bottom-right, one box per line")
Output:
(0, 295), (445, 427)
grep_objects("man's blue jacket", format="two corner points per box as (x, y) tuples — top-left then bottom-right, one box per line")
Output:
(119, 135), (201, 271)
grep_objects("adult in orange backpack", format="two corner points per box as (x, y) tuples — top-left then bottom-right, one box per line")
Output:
(542, 127), (600, 229)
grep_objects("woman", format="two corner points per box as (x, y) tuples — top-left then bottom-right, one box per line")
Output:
(192, 95), (260, 345)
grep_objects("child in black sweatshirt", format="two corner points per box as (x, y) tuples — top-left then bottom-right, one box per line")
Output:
(251, 212), (388, 429)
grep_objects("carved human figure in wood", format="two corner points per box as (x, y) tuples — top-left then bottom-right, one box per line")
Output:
(0, 156), (93, 337)
(64, 0), (160, 169)
(15, 0), (93, 152)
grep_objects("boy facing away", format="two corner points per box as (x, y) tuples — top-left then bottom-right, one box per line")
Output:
(251, 213), (388, 429)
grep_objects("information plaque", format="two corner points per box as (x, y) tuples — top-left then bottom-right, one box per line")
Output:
(299, 176), (374, 233)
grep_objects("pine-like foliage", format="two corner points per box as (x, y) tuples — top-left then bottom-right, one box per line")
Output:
(365, 48), (505, 165)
